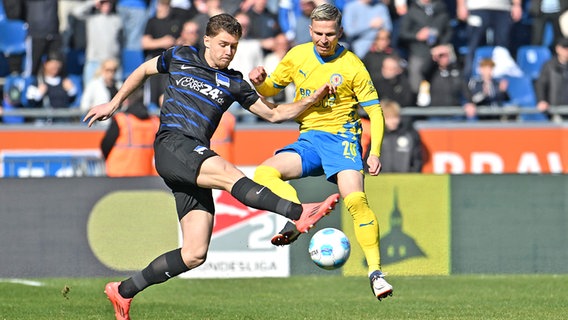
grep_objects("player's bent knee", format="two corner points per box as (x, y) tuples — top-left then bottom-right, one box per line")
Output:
(253, 165), (281, 184)
(181, 250), (208, 269)
(344, 191), (373, 218)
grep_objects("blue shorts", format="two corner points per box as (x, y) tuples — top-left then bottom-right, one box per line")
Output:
(276, 130), (363, 183)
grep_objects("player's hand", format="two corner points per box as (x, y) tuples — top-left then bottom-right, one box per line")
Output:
(306, 83), (336, 105)
(83, 102), (117, 127)
(367, 155), (381, 176)
(249, 66), (267, 86)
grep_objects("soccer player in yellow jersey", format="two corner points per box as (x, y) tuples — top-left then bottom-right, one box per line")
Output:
(249, 3), (393, 301)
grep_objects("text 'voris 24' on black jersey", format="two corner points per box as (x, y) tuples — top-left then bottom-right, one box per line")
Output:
(156, 45), (259, 146)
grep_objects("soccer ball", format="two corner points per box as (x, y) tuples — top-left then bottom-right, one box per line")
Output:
(308, 228), (351, 270)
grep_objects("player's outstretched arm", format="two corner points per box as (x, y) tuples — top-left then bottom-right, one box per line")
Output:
(249, 83), (336, 123)
(83, 57), (160, 127)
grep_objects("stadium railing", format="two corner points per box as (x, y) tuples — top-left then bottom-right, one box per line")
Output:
(2, 105), (568, 122)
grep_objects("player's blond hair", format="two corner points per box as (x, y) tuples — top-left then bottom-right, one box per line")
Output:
(310, 3), (342, 27)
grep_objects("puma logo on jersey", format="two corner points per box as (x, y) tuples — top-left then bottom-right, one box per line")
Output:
(299, 69), (308, 78)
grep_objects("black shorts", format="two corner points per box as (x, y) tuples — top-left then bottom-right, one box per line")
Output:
(154, 130), (218, 220)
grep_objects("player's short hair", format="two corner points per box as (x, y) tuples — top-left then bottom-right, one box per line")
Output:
(310, 3), (342, 27)
(206, 13), (242, 39)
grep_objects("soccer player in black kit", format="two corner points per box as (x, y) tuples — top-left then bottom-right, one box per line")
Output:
(84, 13), (339, 320)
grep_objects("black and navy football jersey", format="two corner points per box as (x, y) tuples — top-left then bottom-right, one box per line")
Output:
(156, 45), (259, 145)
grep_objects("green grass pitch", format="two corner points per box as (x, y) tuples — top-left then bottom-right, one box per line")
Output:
(1, 275), (566, 319)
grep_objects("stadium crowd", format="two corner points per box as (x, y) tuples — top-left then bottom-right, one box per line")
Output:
(0, 0), (567, 125)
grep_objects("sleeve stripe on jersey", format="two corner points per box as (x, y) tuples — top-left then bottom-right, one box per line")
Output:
(360, 99), (380, 107)
(273, 82), (286, 89)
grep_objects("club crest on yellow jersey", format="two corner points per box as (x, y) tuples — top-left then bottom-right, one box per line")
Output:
(330, 73), (343, 86)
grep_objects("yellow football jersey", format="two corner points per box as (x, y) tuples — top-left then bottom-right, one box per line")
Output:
(256, 43), (380, 137)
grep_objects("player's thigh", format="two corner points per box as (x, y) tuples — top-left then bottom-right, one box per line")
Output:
(154, 131), (216, 186)
(260, 151), (303, 180)
(197, 155), (246, 190)
(336, 169), (365, 197)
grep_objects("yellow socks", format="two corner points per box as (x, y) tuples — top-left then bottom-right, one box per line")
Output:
(343, 191), (381, 273)
(253, 165), (300, 203)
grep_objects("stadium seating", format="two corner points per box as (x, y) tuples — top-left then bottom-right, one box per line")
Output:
(65, 48), (86, 76)
(516, 45), (552, 79)
(1, 74), (36, 123)
(0, 19), (27, 56)
(505, 76), (547, 122)
(121, 49), (144, 80)
(0, 54), (9, 77)
(0, 0), (5, 21)
(67, 74), (83, 109)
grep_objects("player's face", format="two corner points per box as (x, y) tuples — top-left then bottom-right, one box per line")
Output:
(309, 20), (342, 57)
(203, 31), (239, 69)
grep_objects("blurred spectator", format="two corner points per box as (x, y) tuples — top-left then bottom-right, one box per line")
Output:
(229, 12), (264, 78)
(101, 86), (160, 177)
(342, 0), (392, 58)
(246, 0), (281, 53)
(2, 0), (24, 20)
(24, 0), (65, 77)
(362, 99), (424, 172)
(59, 1), (87, 30)
(225, 0), (250, 15)
(535, 37), (568, 122)
(529, 0), (568, 48)
(278, 0), (316, 45)
(263, 33), (295, 103)
(176, 19), (202, 49)
(373, 55), (415, 109)
(1, 0), (26, 75)
(141, 0), (182, 107)
(423, 44), (468, 108)
(466, 58), (510, 120)
(80, 58), (122, 124)
(1, 75), (28, 124)
(169, 0), (199, 22)
(228, 11), (264, 123)
(362, 29), (400, 80)
(25, 53), (78, 123)
(385, 0), (409, 49)
(61, 0), (88, 55)
(71, 0), (123, 85)
(193, 0), (225, 45)
(561, 10), (568, 37)
(398, 0), (453, 95)
(456, 0), (523, 78)
(117, 0), (151, 51)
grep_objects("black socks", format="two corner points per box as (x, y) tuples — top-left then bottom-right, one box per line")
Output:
(230, 177), (302, 220)
(118, 248), (189, 299)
